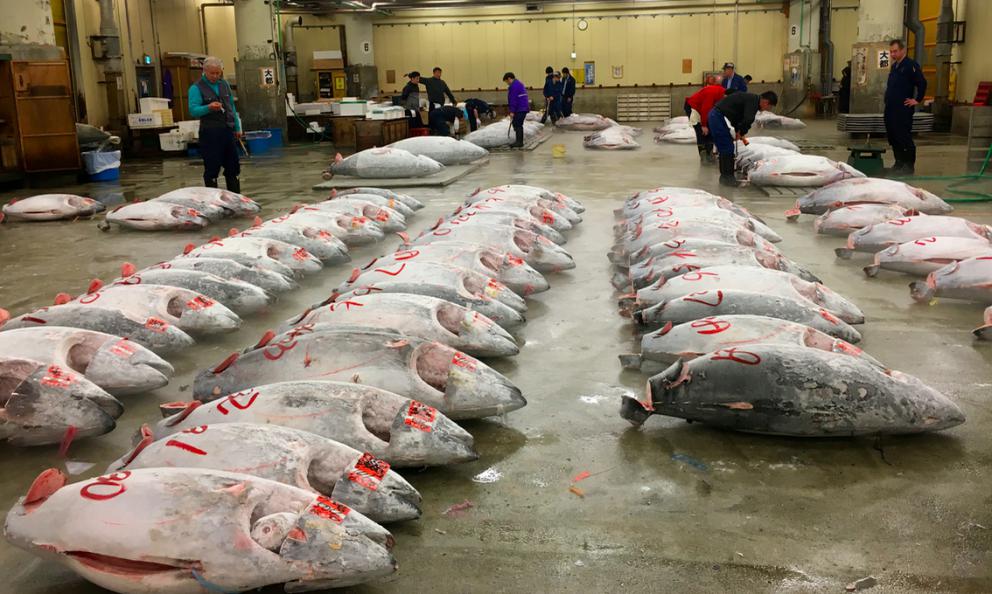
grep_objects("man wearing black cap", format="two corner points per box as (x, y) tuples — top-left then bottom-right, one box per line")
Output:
(540, 66), (555, 123)
(721, 62), (748, 94)
(708, 90), (779, 186)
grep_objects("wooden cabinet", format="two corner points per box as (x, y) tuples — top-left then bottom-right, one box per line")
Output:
(0, 57), (80, 174)
(161, 55), (204, 123)
(354, 119), (409, 151)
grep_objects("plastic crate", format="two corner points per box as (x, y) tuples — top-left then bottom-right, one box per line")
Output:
(159, 132), (187, 152)
(90, 167), (120, 182)
(245, 130), (273, 154)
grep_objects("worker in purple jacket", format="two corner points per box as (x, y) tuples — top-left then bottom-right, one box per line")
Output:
(503, 72), (530, 148)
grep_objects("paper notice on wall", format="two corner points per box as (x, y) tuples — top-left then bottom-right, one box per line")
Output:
(854, 47), (868, 86)
(259, 67), (276, 88)
(877, 49), (890, 69)
(612, 65), (623, 79)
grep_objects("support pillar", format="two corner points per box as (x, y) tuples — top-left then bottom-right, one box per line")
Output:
(0, 0), (61, 59)
(234, 0), (283, 133)
(850, 0), (903, 114)
(337, 13), (378, 99)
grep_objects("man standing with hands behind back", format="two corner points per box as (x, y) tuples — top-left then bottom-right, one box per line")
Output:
(188, 56), (242, 192)
(884, 39), (927, 175)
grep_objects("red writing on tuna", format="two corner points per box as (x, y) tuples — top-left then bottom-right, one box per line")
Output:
(144, 318), (170, 333)
(404, 400), (438, 433)
(186, 296), (215, 311)
(80, 471), (131, 501)
(347, 453), (390, 491)
(373, 262), (407, 276)
(328, 300), (364, 312)
(310, 496), (350, 523)
(681, 271), (719, 282)
(684, 290), (724, 307)
(109, 340), (137, 358)
(690, 318), (731, 335)
(451, 352), (478, 372)
(216, 390), (259, 415)
(711, 347), (762, 365)
(41, 365), (75, 389)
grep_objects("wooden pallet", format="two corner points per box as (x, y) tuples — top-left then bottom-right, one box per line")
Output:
(966, 106), (992, 174)
(616, 94), (671, 122)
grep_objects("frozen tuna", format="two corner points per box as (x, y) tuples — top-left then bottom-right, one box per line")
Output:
(620, 345), (965, 436)
(748, 155), (864, 187)
(153, 380), (478, 467)
(812, 204), (911, 236)
(839, 216), (992, 257)
(388, 136), (488, 165)
(911, 256), (992, 303)
(865, 236), (992, 277)
(331, 147), (443, 179)
(109, 422), (421, 523)
(792, 177), (953, 216)
(4, 467), (395, 592)
(2, 194), (104, 222)
(104, 201), (210, 231)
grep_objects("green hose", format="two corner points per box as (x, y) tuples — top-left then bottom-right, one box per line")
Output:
(894, 143), (992, 202)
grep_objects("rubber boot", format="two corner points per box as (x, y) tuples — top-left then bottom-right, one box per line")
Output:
(225, 175), (241, 194)
(204, 177), (218, 188)
(509, 128), (524, 149)
(886, 148), (906, 177)
(697, 145), (709, 164)
(704, 143), (716, 164)
(718, 154), (738, 187)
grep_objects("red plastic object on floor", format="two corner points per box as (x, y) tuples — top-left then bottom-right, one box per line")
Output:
(973, 81), (991, 106)
(408, 128), (430, 137)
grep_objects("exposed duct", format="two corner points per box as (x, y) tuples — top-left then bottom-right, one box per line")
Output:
(905, 0), (924, 67)
(933, 0), (953, 125)
(284, 16), (301, 97)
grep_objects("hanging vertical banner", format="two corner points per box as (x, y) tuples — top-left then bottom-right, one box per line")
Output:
(584, 61), (595, 85)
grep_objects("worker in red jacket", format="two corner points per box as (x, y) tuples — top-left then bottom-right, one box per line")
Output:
(685, 76), (726, 164)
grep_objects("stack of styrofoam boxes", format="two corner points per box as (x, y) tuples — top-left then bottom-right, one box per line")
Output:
(333, 98), (367, 117)
(367, 103), (404, 120)
(128, 97), (174, 129)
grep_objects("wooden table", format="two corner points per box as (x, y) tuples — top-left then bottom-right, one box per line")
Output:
(355, 118), (409, 150)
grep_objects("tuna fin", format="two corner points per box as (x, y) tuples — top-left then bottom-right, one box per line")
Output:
(57, 425), (77, 458)
(784, 208), (801, 222)
(972, 325), (992, 340)
(164, 401), (202, 426)
(24, 468), (67, 505)
(618, 353), (643, 370)
(0, 308), (9, 327)
(252, 216), (262, 227)
(619, 396), (651, 426)
(658, 321), (674, 336)
(834, 247), (854, 259)
(253, 330), (276, 349)
(121, 262), (136, 277)
(53, 292), (72, 305)
(863, 264), (880, 277)
(290, 203), (302, 214)
(334, 152), (343, 164)
(115, 424), (155, 468)
(86, 279), (103, 294)
(347, 268), (361, 283)
(470, 186), (481, 197)
(228, 227), (238, 237)
(909, 281), (936, 303)
(183, 243), (195, 255)
(329, 189), (337, 198)
(396, 231), (410, 244)
(211, 352), (240, 374)
(209, 235), (220, 243)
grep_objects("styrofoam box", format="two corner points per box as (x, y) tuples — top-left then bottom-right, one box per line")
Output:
(159, 132), (187, 151)
(313, 50), (342, 60)
(128, 112), (163, 128)
(335, 101), (367, 117)
(140, 97), (170, 114)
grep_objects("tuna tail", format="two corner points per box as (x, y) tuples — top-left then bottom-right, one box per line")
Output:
(617, 294), (637, 317)
(610, 271), (633, 293)
(619, 396), (652, 427)
(972, 307), (992, 340)
(0, 307), (9, 328)
(909, 280), (936, 303)
(784, 207), (801, 222)
(863, 264), (881, 277)
(835, 247), (854, 260)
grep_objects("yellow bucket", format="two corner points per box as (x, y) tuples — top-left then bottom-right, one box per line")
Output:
(552, 144), (566, 158)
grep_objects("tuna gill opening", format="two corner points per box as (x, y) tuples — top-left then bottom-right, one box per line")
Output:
(166, 297), (185, 319)
(67, 339), (102, 375)
(435, 303), (467, 337)
(414, 343), (452, 393)
(460, 272), (486, 298)
(476, 250), (501, 276)
(66, 551), (195, 576)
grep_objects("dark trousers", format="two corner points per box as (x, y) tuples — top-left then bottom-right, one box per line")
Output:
(693, 124), (711, 147)
(562, 96), (574, 117)
(511, 111), (527, 137)
(884, 104), (916, 152)
(707, 108), (735, 156)
(199, 125), (240, 183)
(549, 98), (562, 121)
(428, 110), (451, 136)
(468, 109), (479, 132)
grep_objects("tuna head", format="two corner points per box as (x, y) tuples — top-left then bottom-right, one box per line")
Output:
(320, 451), (423, 524)
(74, 336), (173, 395)
(1, 362), (121, 446)
(381, 398), (479, 466)
(434, 302), (519, 358)
(488, 252), (550, 296)
(514, 230), (576, 273)
(412, 342), (526, 420)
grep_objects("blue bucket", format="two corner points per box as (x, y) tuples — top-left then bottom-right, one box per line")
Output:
(265, 128), (284, 148)
(89, 167), (120, 182)
(245, 130), (273, 154)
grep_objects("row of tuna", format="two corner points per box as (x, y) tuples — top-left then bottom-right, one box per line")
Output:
(0, 187), (422, 446)
(787, 177), (992, 337)
(101, 187), (262, 231)
(608, 186), (965, 436)
(732, 138), (865, 187)
(464, 119), (545, 149)
(1, 184), (585, 593)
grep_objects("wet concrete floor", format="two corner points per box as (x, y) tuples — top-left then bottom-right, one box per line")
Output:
(0, 120), (990, 592)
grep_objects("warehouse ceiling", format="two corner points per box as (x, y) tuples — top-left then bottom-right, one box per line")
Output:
(278, 0), (754, 14)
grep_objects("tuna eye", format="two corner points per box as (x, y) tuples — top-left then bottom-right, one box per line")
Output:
(250, 512), (297, 552)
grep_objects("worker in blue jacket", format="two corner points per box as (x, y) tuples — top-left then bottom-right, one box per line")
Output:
(188, 56), (242, 192)
(720, 62), (748, 94)
(539, 66), (555, 123)
(549, 71), (564, 123)
(884, 39), (927, 175)
(561, 67), (576, 117)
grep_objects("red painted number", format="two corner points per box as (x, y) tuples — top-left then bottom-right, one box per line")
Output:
(690, 318), (732, 335)
(451, 352), (477, 372)
(913, 236), (937, 246)
(78, 292), (101, 304)
(710, 347), (762, 365)
(186, 296), (215, 311)
(347, 452), (390, 491)
(681, 271), (719, 282)
(328, 300), (364, 312)
(373, 262), (407, 276)
(683, 290), (724, 307)
(662, 239), (685, 249)
(216, 390), (260, 415)
(657, 220), (680, 230)
(887, 217), (913, 226)
(80, 471), (132, 501)
(41, 365), (75, 389)
(109, 340), (137, 358)
(145, 318), (169, 333)
(394, 249), (420, 261)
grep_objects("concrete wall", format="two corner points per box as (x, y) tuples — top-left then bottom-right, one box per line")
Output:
(280, 15), (344, 102)
(372, 4), (787, 95)
(0, 0), (56, 47)
(957, 0), (992, 104)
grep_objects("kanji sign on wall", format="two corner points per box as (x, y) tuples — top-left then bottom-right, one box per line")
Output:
(259, 67), (276, 88)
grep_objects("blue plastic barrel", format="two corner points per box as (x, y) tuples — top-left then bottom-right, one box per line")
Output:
(245, 130), (273, 154)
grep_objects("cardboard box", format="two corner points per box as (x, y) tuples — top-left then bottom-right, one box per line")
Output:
(313, 50), (342, 60)
(128, 112), (163, 128)
(312, 58), (344, 70)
